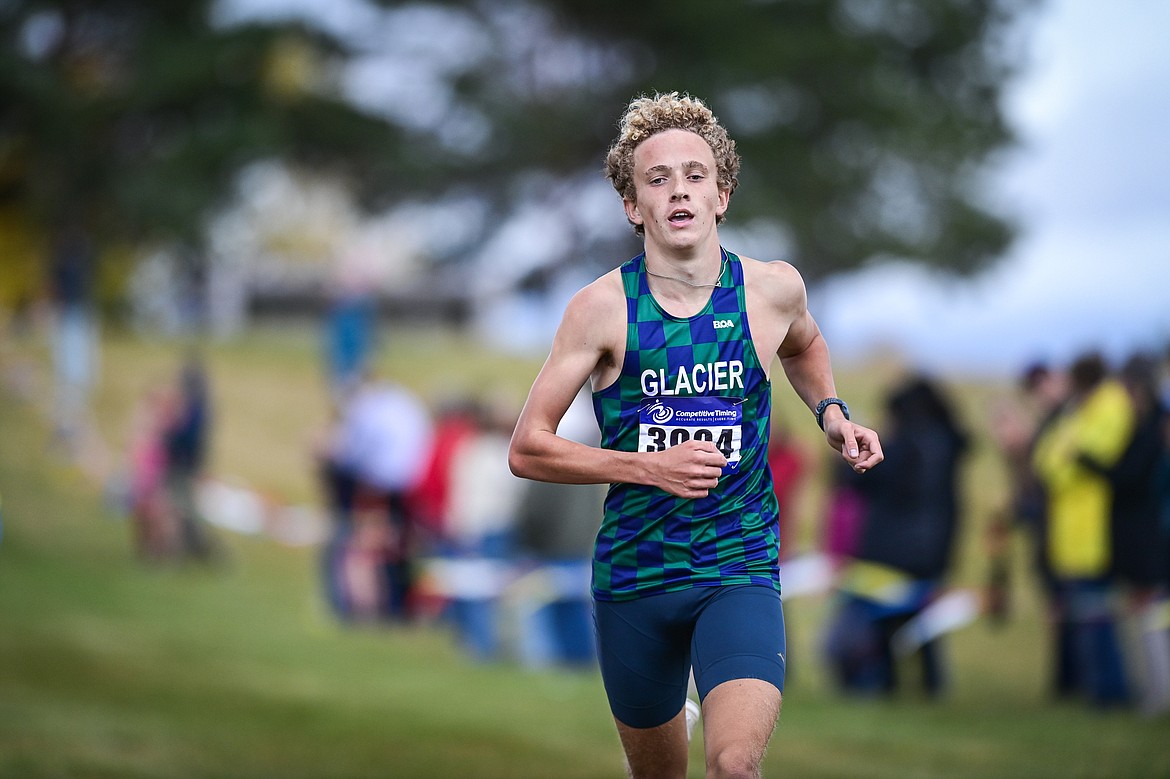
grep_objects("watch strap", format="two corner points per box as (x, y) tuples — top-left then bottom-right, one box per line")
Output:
(815, 397), (850, 430)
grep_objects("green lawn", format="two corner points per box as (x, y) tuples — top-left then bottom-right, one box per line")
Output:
(0, 328), (1166, 778)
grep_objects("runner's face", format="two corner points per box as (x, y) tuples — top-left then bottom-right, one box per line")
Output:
(624, 129), (728, 251)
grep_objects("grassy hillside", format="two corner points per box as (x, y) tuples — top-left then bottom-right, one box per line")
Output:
(0, 327), (1166, 778)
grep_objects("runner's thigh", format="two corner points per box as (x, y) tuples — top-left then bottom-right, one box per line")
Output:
(690, 584), (786, 701)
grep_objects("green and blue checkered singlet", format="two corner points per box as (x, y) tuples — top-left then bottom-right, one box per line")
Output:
(590, 250), (781, 601)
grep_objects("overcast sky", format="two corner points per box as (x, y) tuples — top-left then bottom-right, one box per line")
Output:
(815, 0), (1170, 376)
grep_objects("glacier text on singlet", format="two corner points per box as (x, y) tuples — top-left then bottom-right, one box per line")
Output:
(640, 359), (745, 397)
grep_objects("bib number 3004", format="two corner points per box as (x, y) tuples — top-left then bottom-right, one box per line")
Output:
(638, 396), (744, 471)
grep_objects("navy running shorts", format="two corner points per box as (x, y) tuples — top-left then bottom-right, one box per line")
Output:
(593, 584), (786, 729)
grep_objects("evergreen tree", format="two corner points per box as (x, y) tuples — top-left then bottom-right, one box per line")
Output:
(0, 0), (1033, 306)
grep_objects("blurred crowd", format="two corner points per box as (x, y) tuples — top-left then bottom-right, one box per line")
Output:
(13, 254), (1170, 709)
(311, 280), (602, 669)
(209, 295), (1170, 706)
(984, 350), (1170, 715)
(311, 362), (979, 686)
(313, 373), (603, 670)
(820, 374), (970, 700)
(311, 336), (1170, 718)
(817, 347), (1170, 718)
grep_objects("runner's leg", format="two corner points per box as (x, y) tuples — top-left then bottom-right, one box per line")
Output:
(615, 712), (690, 779)
(701, 679), (780, 779)
(690, 585), (786, 779)
(595, 592), (697, 778)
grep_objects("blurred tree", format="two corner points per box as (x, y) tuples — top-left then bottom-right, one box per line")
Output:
(429, 0), (1033, 280)
(1, 0), (1034, 311)
(0, 0), (446, 308)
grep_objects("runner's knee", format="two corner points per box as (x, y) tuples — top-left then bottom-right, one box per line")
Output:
(705, 742), (763, 779)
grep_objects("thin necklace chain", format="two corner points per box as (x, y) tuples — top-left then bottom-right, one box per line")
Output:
(644, 251), (727, 289)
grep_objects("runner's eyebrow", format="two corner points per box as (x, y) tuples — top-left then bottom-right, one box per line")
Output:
(644, 161), (710, 177)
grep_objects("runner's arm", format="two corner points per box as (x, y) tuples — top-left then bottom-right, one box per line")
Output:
(773, 266), (884, 474)
(508, 279), (727, 498)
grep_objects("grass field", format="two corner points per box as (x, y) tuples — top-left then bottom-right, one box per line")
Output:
(1, 327), (1167, 779)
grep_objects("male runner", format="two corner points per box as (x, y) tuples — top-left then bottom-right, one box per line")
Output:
(508, 92), (883, 779)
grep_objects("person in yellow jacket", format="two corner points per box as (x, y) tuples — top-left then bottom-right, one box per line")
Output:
(1033, 352), (1135, 706)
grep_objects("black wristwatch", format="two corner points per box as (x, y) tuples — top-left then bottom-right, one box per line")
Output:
(815, 397), (850, 430)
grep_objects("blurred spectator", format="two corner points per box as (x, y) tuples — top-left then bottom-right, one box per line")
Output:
(822, 375), (969, 698)
(324, 373), (433, 621)
(1077, 353), (1170, 715)
(339, 487), (398, 621)
(512, 387), (603, 669)
(405, 397), (480, 622)
(48, 220), (98, 452)
(315, 408), (360, 618)
(820, 459), (867, 569)
(1032, 351), (1134, 708)
(767, 417), (807, 561)
(163, 356), (217, 561)
(409, 398), (480, 543)
(127, 381), (179, 561)
(323, 262), (377, 405)
(1012, 363), (1070, 592)
(988, 361), (1075, 693)
(442, 397), (525, 661)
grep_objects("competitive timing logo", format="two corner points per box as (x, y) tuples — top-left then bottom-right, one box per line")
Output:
(645, 400), (675, 424)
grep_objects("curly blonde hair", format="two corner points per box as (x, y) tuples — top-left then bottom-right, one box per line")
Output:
(604, 92), (740, 233)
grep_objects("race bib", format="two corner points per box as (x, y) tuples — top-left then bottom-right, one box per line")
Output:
(638, 396), (743, 471)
